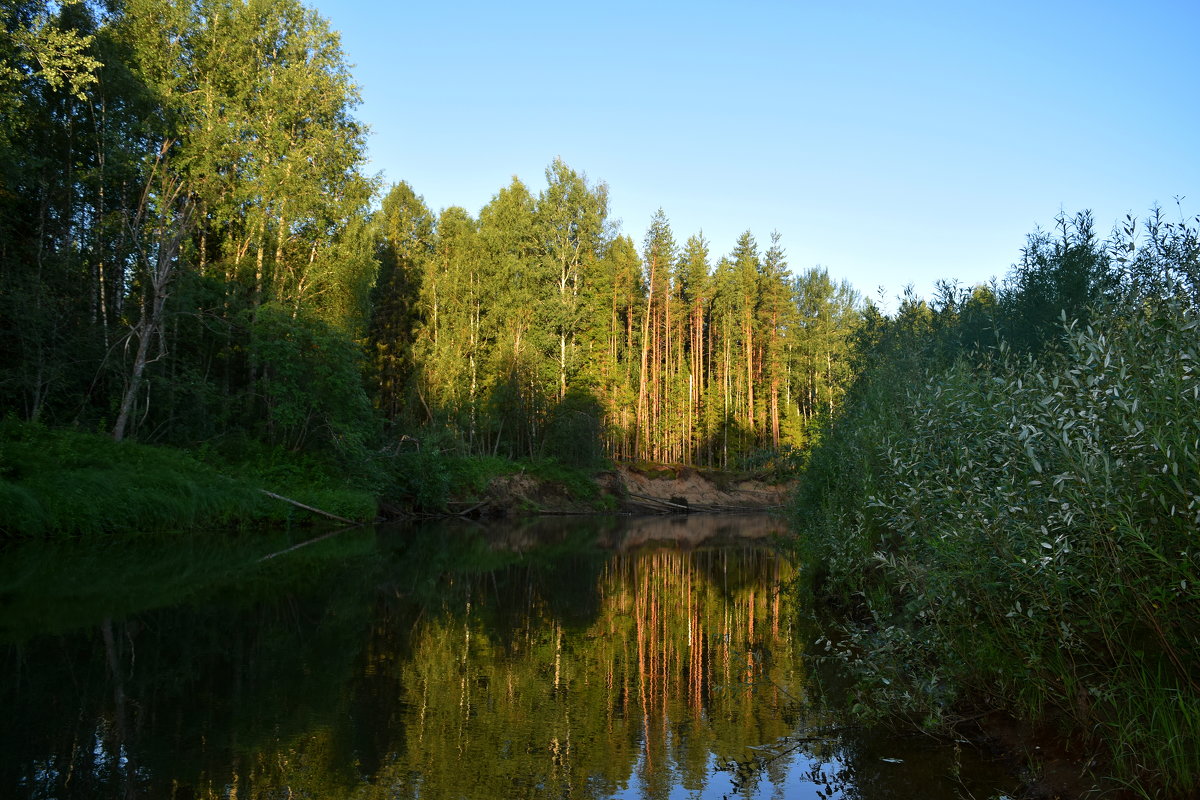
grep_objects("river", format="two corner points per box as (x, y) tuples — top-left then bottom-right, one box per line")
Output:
(0, 514), (1018, 799)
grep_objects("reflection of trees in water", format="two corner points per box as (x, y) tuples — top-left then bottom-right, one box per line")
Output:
(2, 573), (373, 800)
(472, 512), (791, 553)
(2, 530), (822, 800)
(365, 545), (811, 800)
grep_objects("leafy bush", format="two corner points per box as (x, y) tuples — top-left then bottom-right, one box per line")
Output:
(795, 210), (1200, 796)
(251, 304), (378, 453)
(797, 301), (1200, 794)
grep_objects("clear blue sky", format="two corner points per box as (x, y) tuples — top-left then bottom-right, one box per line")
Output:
(310, 0), (1198, 310)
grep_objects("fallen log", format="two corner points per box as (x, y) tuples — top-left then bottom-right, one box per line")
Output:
(449, 500), (488, 517)
(260, 489), (357, 525)
(625, 491), (691, 511)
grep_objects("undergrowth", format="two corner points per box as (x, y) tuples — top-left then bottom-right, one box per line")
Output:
(0, 416), (616, 536)
(0, 420), (376, 537)
(379, 450), (605, 512)
(794, 297), (1200, 796)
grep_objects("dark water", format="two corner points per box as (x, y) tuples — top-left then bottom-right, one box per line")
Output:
(0, 515), (1017, 799)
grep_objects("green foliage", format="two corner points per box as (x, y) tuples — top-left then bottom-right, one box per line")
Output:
(731, 444), (805, 482)
(365, 169), (861, 470)
(251, 304), (378, 453)
(1, 0), (853, 500)
(540, 386), (606, 468)
(0, 419), (384, 537)
(378, 449), (456, 511)
(368, 180), (434, 422)
(794, 211), (1200, 796)
(0, 0), (375, 449)
(195, 434), (379, 523)
(0, 418), (265, 537)
(521, 457), (603, 501)
(999, 211), (1109, 353)
(374, 448), (604, 513)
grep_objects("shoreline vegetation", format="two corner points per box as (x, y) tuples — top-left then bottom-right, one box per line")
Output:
(0, 418), (792, 538)
(791, 211), (1200, 797)
(1, 0), (1196, 795)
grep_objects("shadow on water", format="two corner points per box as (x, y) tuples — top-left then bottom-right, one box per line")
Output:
(0, 515), (1018, 799)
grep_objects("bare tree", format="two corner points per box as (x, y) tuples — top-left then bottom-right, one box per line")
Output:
(112, 142), (193, 442)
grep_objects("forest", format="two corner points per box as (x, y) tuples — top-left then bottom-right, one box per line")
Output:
(3, 1), (1200, 794)
(0, 0), (860, 497)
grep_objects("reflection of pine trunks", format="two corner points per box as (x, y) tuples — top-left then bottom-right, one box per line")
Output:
(622, 548), (791, 724)
(381, 542), (801, 798)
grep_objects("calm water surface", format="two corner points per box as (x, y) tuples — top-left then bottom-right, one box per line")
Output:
(0, 515), (1017, 799)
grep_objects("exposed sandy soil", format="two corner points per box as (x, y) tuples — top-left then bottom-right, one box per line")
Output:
(473, 464), (793, 517)
(615, 464), (791, 512)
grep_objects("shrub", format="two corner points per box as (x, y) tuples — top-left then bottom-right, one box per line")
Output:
(796, 298), (1200, 794)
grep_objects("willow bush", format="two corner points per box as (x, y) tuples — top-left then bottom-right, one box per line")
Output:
(800, 297), (1199, 794)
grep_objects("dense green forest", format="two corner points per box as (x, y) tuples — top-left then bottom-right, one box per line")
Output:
(2, 0), (376, 447)
(3, 0), (1200, 794)
(369, 179), (858, 467)
(0, 0), (858, 480)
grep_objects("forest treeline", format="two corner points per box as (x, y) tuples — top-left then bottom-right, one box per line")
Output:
(2, 0), (375, 447)
(370, 178), (858, 467)
(0, 0), (859, 475)
(794, 208), (1200, 795)
(5, 0), (1200, 792)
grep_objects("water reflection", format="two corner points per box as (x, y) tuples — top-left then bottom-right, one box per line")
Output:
(0, 516), (1014, 799)
(368, 534), (805, 799)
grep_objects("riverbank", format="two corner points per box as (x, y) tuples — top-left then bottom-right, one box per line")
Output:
(0, 419), (380, 537)
(0, 420), (795, 538)
(468, 462), (792, 517)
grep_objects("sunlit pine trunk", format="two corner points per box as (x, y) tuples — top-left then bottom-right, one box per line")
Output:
(663, 290), (671, 461)
(692, 301), (703, 463)
(744, 311), (754, 436)
(651, 301), (660, 461)
(722, 328), (731, 469)
(636, 258), (656, 459)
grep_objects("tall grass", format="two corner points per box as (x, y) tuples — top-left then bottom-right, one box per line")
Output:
(795, 298), (1200, 796)
(0, 416), (614, 536)
(1, 420), (260, 537)
(0, 420), (377, 537)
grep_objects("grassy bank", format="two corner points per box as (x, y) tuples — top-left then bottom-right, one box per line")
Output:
(0, 419), (617, 538)
(793, 297), (1200, 796)
(0, 419), (378, 537)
